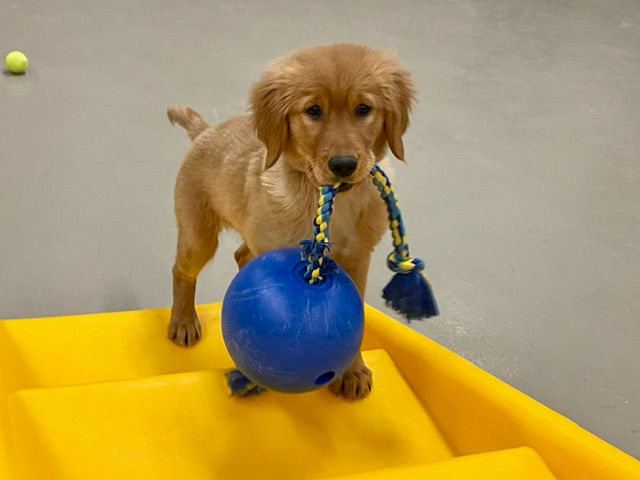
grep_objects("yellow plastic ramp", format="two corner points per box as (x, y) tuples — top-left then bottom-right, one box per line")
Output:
(1, 303), (639, 479)
(5, 350), (450, 479)
(324, 447), (556, 480)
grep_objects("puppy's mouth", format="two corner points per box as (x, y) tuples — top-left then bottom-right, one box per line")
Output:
(306, 158), (371, 191)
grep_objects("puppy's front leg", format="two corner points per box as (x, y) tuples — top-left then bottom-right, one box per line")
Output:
(329, 351), (372, 400)
(329, 252), (373, 400)
(170, 266), (202, 346)
(169, 191), (221, 347)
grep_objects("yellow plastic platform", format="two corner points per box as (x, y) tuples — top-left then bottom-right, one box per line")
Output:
(1, 303), (638, 479)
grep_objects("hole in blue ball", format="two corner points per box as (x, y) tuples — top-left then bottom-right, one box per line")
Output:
(315, 371), (335, 386)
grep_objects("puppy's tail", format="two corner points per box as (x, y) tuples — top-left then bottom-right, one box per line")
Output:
(167, 104), (209, 141)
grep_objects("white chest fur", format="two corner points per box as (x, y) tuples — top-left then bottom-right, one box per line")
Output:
(253, 165), (389, 258)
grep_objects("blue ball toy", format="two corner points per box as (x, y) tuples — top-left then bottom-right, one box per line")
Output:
(222, 247), (364, 393)
(221, 165), (438, 396)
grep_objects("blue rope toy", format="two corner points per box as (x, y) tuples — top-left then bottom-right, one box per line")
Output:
(301, 164), (438, 319)
(227, 164), (438, 395)
(369, 165), (439, 319)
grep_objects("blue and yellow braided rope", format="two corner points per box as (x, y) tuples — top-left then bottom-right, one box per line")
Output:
(299, 164), (438, 319)
(302, 184), (339, 284)
(369, 164), (438, 319)
(369, 165), (425, 276)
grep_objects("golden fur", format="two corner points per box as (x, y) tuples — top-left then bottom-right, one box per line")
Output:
(167, 44), (415, 399)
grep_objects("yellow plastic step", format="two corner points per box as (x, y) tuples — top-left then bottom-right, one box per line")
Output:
(324, 447), (556, 479)
(6, 349), (451, 480)
(0, 303), (232, 392)
(1, 303), (639, 479)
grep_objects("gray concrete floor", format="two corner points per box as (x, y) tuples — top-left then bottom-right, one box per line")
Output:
(1, 0), (639, 459)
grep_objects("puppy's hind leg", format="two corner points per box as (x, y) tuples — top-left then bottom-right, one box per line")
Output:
(169, 187), (221, 347)
(234, 242), (254, 270)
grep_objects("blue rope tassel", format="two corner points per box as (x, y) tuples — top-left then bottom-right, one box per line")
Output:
(370, 165), (439, 320)
(226, 368), (265, 397)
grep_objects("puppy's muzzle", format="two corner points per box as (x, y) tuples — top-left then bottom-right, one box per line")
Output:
(328, 155), (357, 178)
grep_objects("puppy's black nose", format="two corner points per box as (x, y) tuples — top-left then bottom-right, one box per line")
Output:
(328, 155), (357, 178)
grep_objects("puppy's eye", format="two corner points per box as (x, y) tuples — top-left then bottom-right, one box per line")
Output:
(355, 104), (372, 116)
(305, 105), (322, 118)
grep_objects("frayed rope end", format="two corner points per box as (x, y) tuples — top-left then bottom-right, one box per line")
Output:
(226, 369), (266, 397)
(299, 239), (337, 281)
(382, 271), (439, 320)
(299, 239), (331, 258)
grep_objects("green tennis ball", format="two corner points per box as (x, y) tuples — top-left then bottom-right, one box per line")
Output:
(5, 51), (29, 74)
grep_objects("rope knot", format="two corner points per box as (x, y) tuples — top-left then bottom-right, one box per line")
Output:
(300, 239), (332, 259)
(387, 254), (425, 274)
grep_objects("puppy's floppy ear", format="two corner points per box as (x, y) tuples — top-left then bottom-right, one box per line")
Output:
(250, 64), (294, 169)
(380, 53), (416, 161)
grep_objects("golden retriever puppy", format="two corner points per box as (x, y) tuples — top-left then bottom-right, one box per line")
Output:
(167, 43), (415, 399)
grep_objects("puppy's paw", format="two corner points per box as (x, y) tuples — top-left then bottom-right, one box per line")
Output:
(329, 363), (373, 400)
(168, 311), (202, 347)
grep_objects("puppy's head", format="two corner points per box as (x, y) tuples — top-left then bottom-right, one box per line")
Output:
(250, 44), (415, 186)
